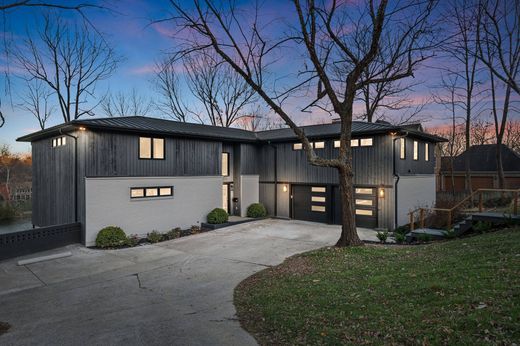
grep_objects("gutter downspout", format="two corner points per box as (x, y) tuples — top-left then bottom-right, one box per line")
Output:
(60, 128), (78, 223)
(392, 131), (408, 228)
(268, 141), (278, 217)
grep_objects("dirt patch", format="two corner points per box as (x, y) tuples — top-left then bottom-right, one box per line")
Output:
(0, 322), (11, 335)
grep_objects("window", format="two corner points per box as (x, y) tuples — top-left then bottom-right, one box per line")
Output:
(222, 152), (229, 176)
(425, 143), (429, 161)
(139, 137), (164, 159)
(355, 199), (373, 206)
(130, 186), (173, 199)
(153, 138), (164, 159)
(355, 188), (373, 195)
(400, 138), (406, 159)
(293, 143), (303, 150)
(311, 186), (326, 193)
(159, 187), (172, 196)
(312, 205), (326, 212)
(52, 136), (67, 148)
(360, 138), (373, 146)
(311, 196), (326, 203)
(313, 141), (325, 149)
(413, 140), (418, 161)
(356, 209), (373, 216)
(334, 139), (360, 148)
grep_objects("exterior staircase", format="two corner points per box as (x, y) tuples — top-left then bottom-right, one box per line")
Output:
(405, 188), (520, 242)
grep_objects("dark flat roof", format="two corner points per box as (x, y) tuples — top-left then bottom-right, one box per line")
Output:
(17, 116), (446, 143)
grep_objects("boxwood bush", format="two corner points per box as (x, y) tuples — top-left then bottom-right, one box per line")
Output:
(247, 203), (267, 218)
(96, 226), (127, 248)
(207, 208), (229, 224)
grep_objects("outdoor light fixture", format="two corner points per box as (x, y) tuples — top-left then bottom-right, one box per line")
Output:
(79, 126), (86, 131)
(379, 187), (385, 198)
(283, 185), (288, 192)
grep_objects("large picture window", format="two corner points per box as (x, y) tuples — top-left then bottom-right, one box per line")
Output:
(139, 137), (164, 159)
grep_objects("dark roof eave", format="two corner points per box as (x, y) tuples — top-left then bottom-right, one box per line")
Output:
(16, 123), (78, 142)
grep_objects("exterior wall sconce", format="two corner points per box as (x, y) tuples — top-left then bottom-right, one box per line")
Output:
(379, 187), (385, 198)
(283, 185), (288, 192)
(79, 126), (86, 131)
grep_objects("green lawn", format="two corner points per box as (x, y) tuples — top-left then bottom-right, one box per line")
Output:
(234, 229), (520, 345)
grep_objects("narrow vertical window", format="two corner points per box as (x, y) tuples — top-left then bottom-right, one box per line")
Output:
(425, 143), (429, 161)
(400, 138), (406, 159)
(153, 138), (164, 159)
(139, 137), (152, 159)
(222, 152), (229, 176)
(413, 140), (418, 161)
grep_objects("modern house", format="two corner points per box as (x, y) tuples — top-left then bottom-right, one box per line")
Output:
(438, 144), (520, 192)
(18, 116), (444, 246)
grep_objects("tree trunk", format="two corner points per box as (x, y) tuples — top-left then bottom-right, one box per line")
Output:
(496, 144), (505, 189)
(335, 165), (363, 247)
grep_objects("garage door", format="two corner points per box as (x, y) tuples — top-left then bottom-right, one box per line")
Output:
(333, 186), (378, 228)
(292, 185), (329, 223)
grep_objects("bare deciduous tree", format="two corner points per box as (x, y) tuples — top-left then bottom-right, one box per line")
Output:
(476, 0), (520, 95)
(101, 88), (152, 117)
(0, 1), (107, 128)
(17, 80), (54, 129)
(163, 0), (437, 246)
(154, 58), (190, 122)
(15, 14), (119, 123)
(477, 0), (520, 188)
(471, 118), (492, 145)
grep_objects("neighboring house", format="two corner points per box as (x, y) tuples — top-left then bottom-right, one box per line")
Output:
(438, 144), (520, 192)
(11, 182), (32, 201)
(18, 116), (444, 246)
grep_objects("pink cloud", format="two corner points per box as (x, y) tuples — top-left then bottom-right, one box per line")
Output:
(128, 64), (159, 75)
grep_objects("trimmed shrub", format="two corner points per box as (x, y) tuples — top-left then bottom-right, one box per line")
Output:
(473, 221), (492, 234)
(191, 225), (201, 234)
(96, 226), (127, 248)
(207, 208), (229, 224)
(147, 230), (162, 243)
(247, 203), (267, 218)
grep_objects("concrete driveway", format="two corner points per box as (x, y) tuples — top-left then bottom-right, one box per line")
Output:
(0, 219), (379, 346)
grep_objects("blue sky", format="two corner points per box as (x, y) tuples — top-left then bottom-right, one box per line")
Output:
(0, 0), (518, 153)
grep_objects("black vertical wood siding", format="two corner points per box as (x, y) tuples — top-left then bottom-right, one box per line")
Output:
(395, 137), (435, 175)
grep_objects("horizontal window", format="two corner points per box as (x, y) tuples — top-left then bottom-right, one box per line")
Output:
(313, 141), (325, 149)
(139, 137), (164, 159)
(293, 143), (303, 150)
(355, 188), (373, 195)
(130, 186), (173, 199)
(52, 136), (67, 148)
(356, 209), (373, 216)
(334, 139), (360, 148)
(355, 199), (373, 206)
(311, 186), (326, 193)
(311, 196), (326, 203)
(360, 138), (373, 146)
(311, 205), (326, 212)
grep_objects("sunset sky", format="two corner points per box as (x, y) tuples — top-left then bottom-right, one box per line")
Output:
(0, 0), (518, 153)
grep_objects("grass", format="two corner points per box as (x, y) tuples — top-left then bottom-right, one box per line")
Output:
(234, 228), (520, 345)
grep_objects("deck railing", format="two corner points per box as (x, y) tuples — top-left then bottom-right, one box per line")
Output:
(409, 188), (520, 231)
